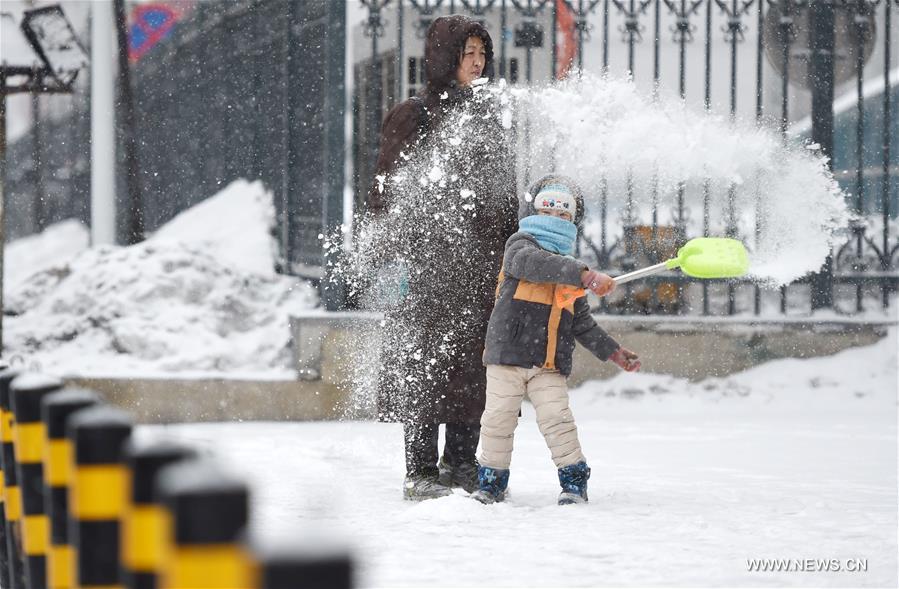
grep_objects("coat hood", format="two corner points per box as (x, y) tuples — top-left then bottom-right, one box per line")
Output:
(521, 174), (587, 226)
(424, 15), (494, 94)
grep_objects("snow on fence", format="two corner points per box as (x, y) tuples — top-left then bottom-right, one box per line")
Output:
(0, 365), (353, 589)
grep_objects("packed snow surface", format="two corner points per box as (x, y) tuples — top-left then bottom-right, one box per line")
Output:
(142, 332), (897, 588)
(4, 180), (317, 376)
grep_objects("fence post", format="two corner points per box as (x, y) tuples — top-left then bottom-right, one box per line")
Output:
(121, 441), (195, 589)
(41, 389), (101, 589)
(156, 459), (254, 589)
(68, 406), (133, 589)
(11, 374), (65, 589)
(808, 0), (835, 310)
(0, 368), (26, 589)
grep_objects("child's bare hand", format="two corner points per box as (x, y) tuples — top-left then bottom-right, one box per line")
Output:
(610, 347), (641, 372)
(581, 270), (615, 297)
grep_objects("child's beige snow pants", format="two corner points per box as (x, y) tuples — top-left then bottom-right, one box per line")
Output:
(478, 364), (586, 470)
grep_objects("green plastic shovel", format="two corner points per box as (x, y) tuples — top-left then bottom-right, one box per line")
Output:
(613, 237), (749, 285)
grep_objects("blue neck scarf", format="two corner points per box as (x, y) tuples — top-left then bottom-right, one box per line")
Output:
(518, 215), (577, 255)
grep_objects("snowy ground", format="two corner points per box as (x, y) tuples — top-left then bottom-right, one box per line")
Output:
(140, 333), (898, 588)
(4, 175), (896, 585)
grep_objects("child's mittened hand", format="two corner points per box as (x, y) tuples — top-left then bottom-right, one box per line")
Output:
(610, 347), (641, 372)
(581, 270), (616, 297)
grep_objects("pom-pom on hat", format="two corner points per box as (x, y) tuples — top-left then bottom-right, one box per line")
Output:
(534, 184), (576, 217)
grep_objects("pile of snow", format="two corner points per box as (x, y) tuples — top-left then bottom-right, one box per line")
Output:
(4, 180), (317, 377)
(151, 180), (279, 276)
(3, 219), (89, 294)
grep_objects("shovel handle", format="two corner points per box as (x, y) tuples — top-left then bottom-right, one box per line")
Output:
(612, 261), (673, 286)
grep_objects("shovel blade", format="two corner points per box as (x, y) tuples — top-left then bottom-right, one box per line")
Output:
(671, 237), (749, 279)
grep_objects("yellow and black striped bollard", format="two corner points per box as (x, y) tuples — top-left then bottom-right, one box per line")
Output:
(68, 406), (133, 589)
(255, 545), (354, 589)
(11, 374), (65, 589)
(0, 361), (11, 589)
(121, 441), (195, 589)
(1, 367), (26, 589)
(41, 389), (101, 589)
(156, 460), (255, 589)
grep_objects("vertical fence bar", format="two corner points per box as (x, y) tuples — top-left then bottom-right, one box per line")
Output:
(603, 0), (610, 70)
(725, 0), (741, 315)
(702, 0), (712, 314)
(364, 1), (388, 220)
(397, 0), (405, 101)
(30, 93), (44, 234)
(669, 0), (694, 312)
(754, 0), (763, 315)
(278, 5), (291, 274)
(853, 1), (867, 312)
(882, 0), (893, 308)
(552, 0), (558, 78)
(628, 0), (636, 73)
(41, 389), (101, 589)
(649, 0), (662, 310)
(11, 374), (65, 589)
(501, 0), (508, 78)
(777, 0), (793, 313)
(809, 0), (835, 310)
(575, 1), (584, 73)
(653, 0), (660, 87)
(600, 0), (610, 291)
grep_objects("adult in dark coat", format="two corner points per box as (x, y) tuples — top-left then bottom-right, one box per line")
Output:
(365, 15), (519, 499)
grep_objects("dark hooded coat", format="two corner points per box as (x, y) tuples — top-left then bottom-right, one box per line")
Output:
(365, 15), (519, 424)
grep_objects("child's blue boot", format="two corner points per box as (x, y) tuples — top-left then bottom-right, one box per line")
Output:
(557, 461), (590, 505)
(471, 466), (509, 504)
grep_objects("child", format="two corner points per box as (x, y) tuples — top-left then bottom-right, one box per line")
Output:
(473, 174), (641, 506)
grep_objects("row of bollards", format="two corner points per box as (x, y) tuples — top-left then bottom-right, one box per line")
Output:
(0, 364), (353, 589)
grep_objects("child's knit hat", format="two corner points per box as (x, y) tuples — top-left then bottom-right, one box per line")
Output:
(519, 174), (586, 226)
(533, 184), (576, 218)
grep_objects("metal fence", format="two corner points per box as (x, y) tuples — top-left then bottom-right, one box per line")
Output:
(6, 0), (346, 306)
(4, 0), (897, 317)
(356, 0), (898, 316)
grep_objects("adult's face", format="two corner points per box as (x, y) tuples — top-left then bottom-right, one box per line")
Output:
(456, 36), (486, 87)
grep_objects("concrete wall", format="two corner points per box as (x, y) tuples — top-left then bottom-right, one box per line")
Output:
(65, 312), (892, 424)
(290, 311), (894, 416)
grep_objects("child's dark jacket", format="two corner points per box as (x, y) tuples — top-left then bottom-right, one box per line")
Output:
(483, 232), (620, 376)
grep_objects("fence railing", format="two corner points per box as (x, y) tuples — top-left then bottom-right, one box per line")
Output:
(357, 0), (899, 315)
(4, 0), (897, 317)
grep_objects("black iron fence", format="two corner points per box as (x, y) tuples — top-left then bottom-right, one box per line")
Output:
(356, 0), (898, 316)
(4, 0), (897, 317)
(6, 0), (346, 307)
